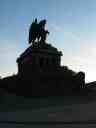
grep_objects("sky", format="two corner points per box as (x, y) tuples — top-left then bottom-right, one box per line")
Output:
(0, 0), (96, 82)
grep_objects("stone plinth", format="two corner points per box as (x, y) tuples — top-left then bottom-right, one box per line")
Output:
(17, 42), (62, 76)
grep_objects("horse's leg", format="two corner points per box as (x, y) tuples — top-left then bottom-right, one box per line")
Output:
(40, 31), (45, 42)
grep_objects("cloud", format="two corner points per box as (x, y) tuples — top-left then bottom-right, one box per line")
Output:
(46, 23), (62, 32)
(64, 31), (81, 40)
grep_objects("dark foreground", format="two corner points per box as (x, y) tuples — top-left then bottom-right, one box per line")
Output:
(0, 82), (95, 128)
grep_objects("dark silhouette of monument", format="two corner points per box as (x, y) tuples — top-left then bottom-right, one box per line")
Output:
(1, 19), (85, 97)
(28, 18), (49, 44)
(17, 19), (62, 76)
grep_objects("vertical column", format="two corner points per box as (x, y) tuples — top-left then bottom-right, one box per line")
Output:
(57, 55), (60, 66)
(43, 56), (46, 71)
(49, 56), (53, 71)
(35, 55), (40, 71)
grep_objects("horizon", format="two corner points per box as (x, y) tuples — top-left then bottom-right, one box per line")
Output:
(0, 0), (96, 83)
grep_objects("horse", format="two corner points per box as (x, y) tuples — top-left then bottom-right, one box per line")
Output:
(28, 19), (49, 44)
(37, 29), (49, 42)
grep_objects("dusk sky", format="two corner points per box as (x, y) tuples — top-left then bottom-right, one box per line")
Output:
(0, 0), (96, 82)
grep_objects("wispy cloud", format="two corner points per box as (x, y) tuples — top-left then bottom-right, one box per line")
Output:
(46, 23), (62, 32)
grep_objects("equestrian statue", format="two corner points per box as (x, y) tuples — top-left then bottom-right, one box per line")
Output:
(28, 18), (49, 45)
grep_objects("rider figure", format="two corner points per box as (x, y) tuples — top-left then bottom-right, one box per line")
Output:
(39, 19), (46, 31)
(38, 20), (48, 42)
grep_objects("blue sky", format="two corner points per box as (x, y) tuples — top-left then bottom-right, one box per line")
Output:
(0, 0), (96, 82)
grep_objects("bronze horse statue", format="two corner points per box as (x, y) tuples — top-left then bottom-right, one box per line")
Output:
(28, 19), (49, 44)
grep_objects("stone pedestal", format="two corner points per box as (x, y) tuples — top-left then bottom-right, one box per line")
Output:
(16, 42), (62, 76)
